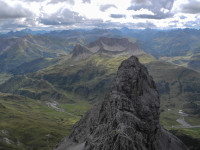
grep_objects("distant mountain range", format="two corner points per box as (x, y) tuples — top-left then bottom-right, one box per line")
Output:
(0, 28), (50, 37)
(0, 34), (84, 73)
(0, 28), (200, 73)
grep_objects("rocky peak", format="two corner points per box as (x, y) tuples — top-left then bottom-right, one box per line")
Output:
(86, 37), (129, 50)
(55, 56), (188, 150)
(86, 37), (144, 55)
(98, 37), (130, 46)
(70, 44), (92, 59)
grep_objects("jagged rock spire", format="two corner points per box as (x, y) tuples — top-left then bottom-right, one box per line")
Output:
(55, 56), (188, 150)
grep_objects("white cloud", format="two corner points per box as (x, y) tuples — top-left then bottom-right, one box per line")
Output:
(134, 8), (154, 15)
(160, 8), (169, 14)
(0, 0), (199, 31)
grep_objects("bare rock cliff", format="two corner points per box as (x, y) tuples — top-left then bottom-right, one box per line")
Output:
(55, 56), (188, 150)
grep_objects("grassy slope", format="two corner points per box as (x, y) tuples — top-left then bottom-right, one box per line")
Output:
(170, 128), (200, 150)
(140, 29), (200, 58)
(0, 35), (86, 74)
(0, 93), (88, 150)
(146, 61), (200, 114)
(137, 30), (200, 73)
(9, 57), (62, 75)
(0, 53), (154, 102)
(146, 61), (200, 149)
(0, 75), (70, 102)
(0, 40), (47, 73)
(0, 74), (12, 84)
(159, 51), (200, 72)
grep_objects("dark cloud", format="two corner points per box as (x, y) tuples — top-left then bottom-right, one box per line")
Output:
(75, 19), (104, 28)
(48, 0), (74, 5)
(100, 4), (117, 12)
(23, 0), (74, 5)
(133, 13), (173, 20)
(40, 8), (85, 25)
(131, 0), (150, 5)
(128, 0), (174, 20)
(39, 18), (62, 26)
(0, 1), (33, 19)
(0, 18), (38, 32)
(20, 0), (45, 1)
(82, 0), (91, 3)
(131, 22), (156, 28)
(22, 0), (40, 1)
(128, 0), (174, 11)
(1, 20), (28, 29)
(182, 1), (200, 14)
(110, 14), (126, 19)
(100, 21), (157, 29)
(166, 18), (200, 29)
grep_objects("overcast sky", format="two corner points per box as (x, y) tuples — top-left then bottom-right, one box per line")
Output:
(0, 0), (200, 31)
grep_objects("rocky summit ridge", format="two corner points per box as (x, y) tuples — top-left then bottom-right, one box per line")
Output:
(55, 56), (188, 150)
(70, 37), (144, 61)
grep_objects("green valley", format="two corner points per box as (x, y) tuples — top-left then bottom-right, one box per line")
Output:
(0, 93), (88, 150)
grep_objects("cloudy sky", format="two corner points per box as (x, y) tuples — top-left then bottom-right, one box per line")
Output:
(0, 0), (200, 31)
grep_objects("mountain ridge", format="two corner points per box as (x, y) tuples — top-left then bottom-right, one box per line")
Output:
(70, 37), (145, 61)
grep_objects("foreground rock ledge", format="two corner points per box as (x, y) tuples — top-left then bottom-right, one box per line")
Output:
(55, 56), (188, 150)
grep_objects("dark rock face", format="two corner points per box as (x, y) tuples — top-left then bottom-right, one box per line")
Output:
(55, 56), (188, 150)
(85, 37), (144, 55)
(70, 37), (145, 61)
(71, 44), (92, 58)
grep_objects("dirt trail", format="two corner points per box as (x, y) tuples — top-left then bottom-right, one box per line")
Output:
(46, 101), (77, 117)
(172, 110), (200, 129)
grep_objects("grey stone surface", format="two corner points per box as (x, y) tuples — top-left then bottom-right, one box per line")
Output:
(70, 37), (145, 61)
(55, 56), (188, 150)
(70, 44), (92, 61)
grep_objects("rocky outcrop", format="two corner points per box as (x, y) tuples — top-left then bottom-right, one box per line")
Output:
(86, 37), (144, 56)
(70, 44), (92, 61)
(55, 56), (188, 150)
(70, 37), (144, 59)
